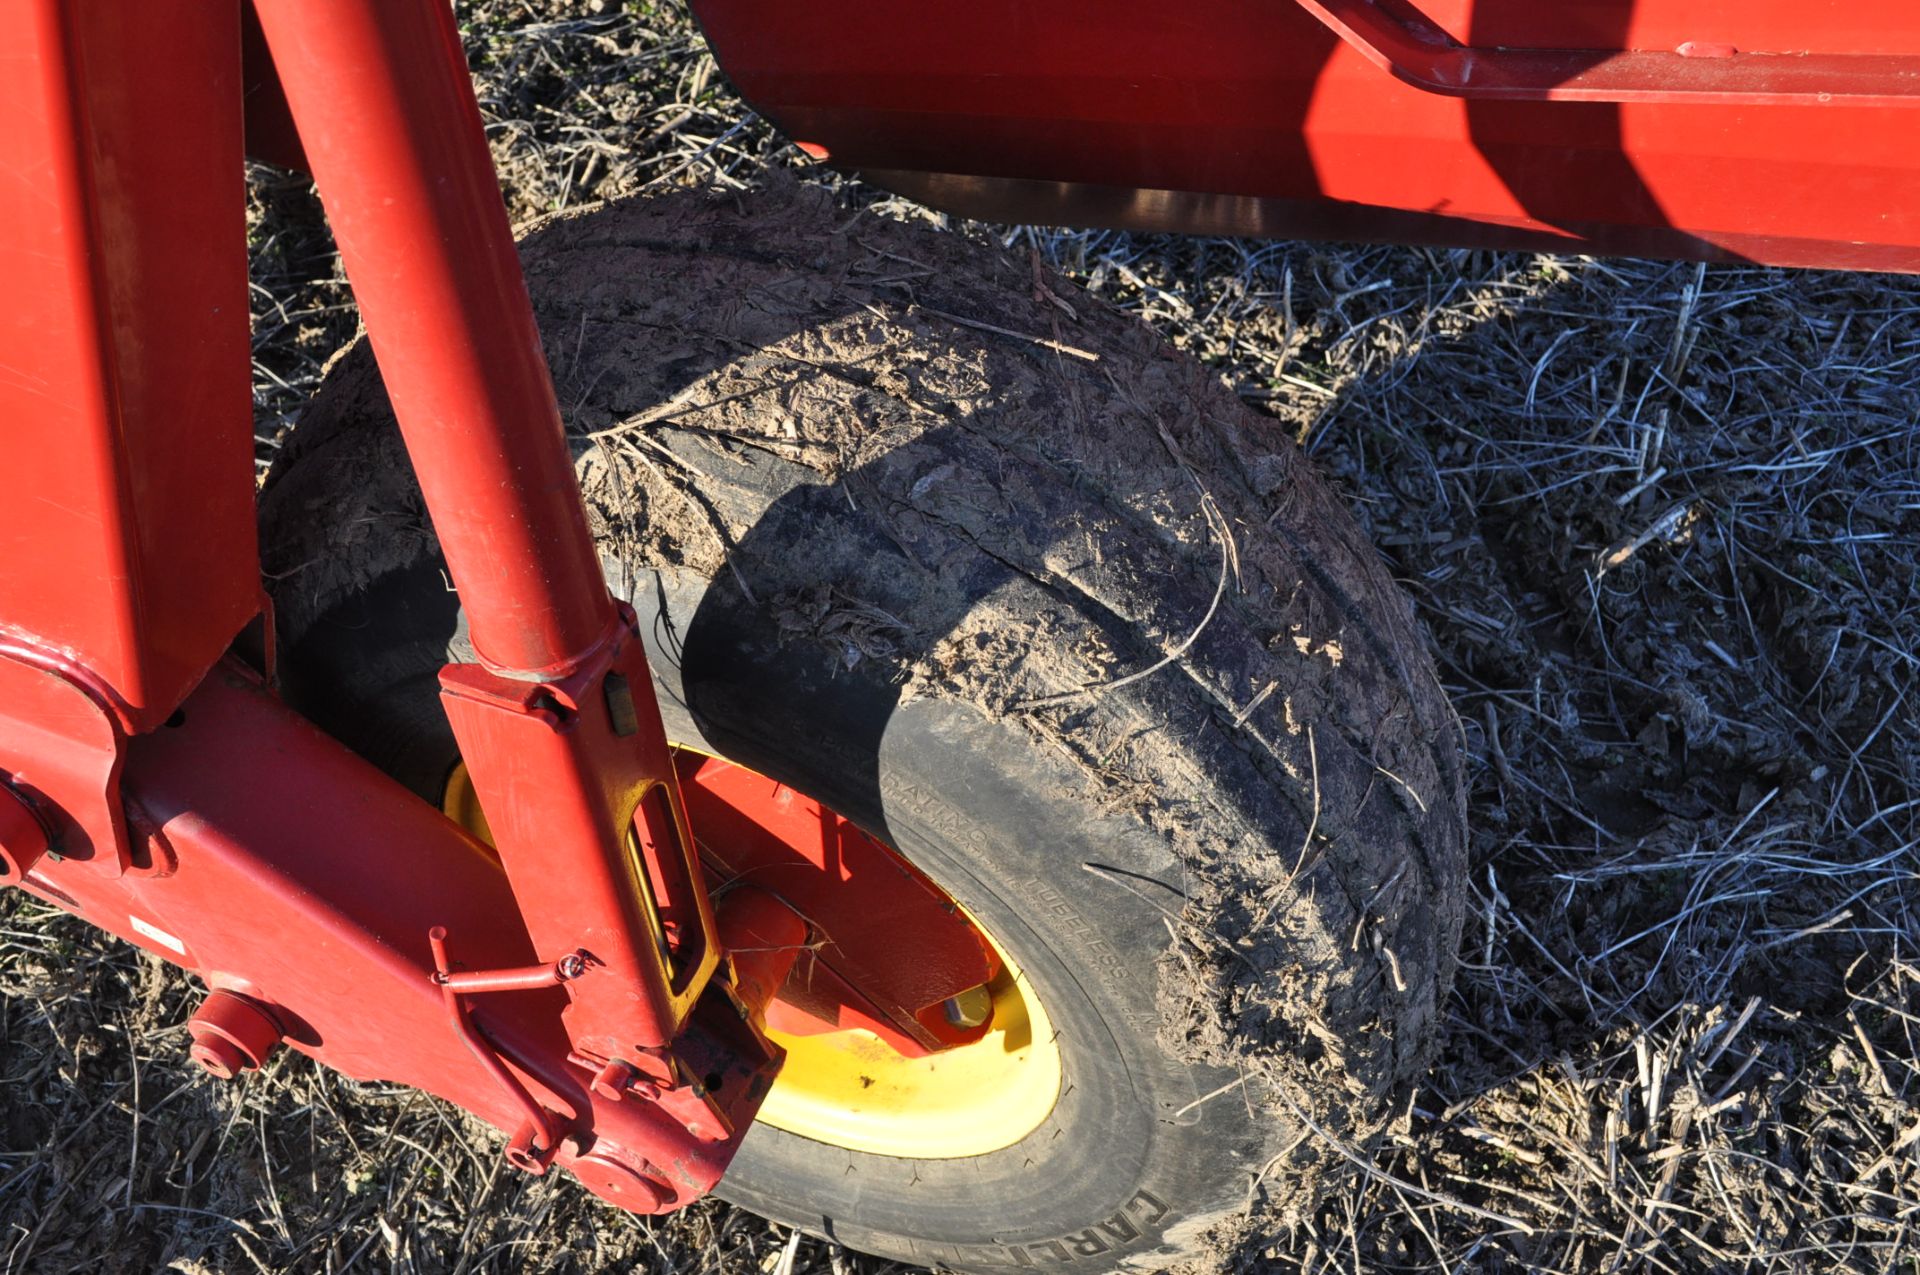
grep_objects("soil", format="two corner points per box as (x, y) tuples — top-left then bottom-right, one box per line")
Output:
(0, 3), (1915, 1274)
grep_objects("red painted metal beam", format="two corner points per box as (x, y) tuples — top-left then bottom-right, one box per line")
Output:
(0, 0), (259, 731)
(692, 0), (1920, 269)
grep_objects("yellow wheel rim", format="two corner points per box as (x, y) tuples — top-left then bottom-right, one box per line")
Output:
(442, 755), (1062, 1160)
(757, 907), (1061, 1158)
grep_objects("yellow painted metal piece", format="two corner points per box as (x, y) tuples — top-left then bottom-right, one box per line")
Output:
(756, 914), (1062, 1158)
(441, 759), (1063, 1159)
(442, 761), (493, 845)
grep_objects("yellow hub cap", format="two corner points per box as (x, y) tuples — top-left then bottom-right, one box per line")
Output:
(442, 756), (1062, 1160)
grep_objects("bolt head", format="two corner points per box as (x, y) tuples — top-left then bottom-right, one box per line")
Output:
(942, 983), (994, 1030)
(589, 1059), (636, 1102)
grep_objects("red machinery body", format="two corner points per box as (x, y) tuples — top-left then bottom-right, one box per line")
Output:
(4, 0), (1920, 1224)
(0, 0), (794, 1208)
(694, 0), (1920, 270)
(0, 0), (999, 1211)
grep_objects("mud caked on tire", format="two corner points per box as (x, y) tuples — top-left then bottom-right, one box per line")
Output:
(259, 181), (1467, 1273)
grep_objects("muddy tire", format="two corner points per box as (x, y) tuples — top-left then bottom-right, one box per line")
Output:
(259, 181), (1467, 1272)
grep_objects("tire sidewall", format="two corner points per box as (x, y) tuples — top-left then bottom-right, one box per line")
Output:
(632, 562), (1277, 1272)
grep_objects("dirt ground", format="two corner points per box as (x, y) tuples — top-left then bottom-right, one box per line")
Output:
(3, 2), (1917, 1273)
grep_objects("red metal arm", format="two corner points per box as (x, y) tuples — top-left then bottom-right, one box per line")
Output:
(1293, 0), (1920, 107)
(247, 0), (610, 679)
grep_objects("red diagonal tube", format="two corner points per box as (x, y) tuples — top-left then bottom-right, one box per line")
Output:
(250, 0), (616, 677)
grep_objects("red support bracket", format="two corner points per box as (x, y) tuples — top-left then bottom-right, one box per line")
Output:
(0, 649), (132, 879)
(428, 926), (580, 1175)
(436, 607), (721, 1059)
(436, 606), (786, 1179)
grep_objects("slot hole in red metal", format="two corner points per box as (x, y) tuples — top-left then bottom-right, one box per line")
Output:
(630, 784), (707, 994)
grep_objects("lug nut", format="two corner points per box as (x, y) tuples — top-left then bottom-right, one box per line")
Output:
(942, 983), (994, 1030)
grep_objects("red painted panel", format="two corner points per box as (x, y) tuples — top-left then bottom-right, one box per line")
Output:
(678, 752), (998, 1052)
(693, 0), (1920, 270)
(0, 1), (259, 729)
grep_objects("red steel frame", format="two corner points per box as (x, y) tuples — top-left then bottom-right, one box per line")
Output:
(1295, 0), (1920, 108)
(0, 0), (999, 1213)
(247, 0), (743, 1106)
(0, 0), (795, 1211)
